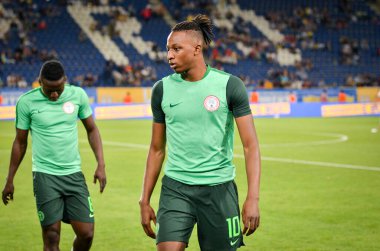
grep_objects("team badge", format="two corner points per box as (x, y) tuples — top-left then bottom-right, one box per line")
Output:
(203, 95), (220, 112)
(63, 101), (75, 114)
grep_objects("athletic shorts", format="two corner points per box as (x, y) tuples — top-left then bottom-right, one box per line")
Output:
(156, 175), (244, 251)
(33, 171), (94, 227)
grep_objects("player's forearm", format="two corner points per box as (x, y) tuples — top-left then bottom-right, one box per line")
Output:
(87, 127), (105, 167)
(140, 148), (165, 205)
(6, 140), (28, 183)
(244, 144), (261, 201)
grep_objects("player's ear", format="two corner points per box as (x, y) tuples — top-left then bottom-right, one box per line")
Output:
(194, 44), (202, 55)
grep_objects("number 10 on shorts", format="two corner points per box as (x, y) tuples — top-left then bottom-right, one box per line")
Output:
(226, 216), (240, 238)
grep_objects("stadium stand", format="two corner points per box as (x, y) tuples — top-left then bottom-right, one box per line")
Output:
(0, 0), (379, 88)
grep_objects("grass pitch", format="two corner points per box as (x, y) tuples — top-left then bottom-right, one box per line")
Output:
(0, 117), (379, 251)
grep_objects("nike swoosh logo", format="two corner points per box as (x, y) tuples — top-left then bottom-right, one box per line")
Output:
(169, 102), (182, 108)
(230, 238), (239, 246)
(89, 213), (94, 218)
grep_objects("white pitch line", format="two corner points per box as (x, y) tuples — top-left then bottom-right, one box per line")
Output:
(87, 140), (380, 172)
(0, 132), (351, 148)
(236, 132), (348, 148)
(3, 136), (378, 172)
(102, 140), (149, 149)
(234, 154), (380, 172)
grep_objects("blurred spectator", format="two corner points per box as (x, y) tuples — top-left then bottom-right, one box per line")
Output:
(288, 91), (297, 103)
(17, 76), (27, 88)
(6, 74), (27, 88)
(338, 90), (347, 103)
(376, 89), (380, 102)
(141, 4), (152, 21)
(1, 51), (15, 64)
(6, 74), (17, 88)
(101, 60), (116, 86)
(37, 20), (47, 30)
(78, 30), (88, 42)
(123, 92), (132, 103)
(32, 78), (40, 89)
(83, 73), (97, 87)
(320, 89), (328, 102)
(250, 90), (259, 103)
(345, 75), (355, 87)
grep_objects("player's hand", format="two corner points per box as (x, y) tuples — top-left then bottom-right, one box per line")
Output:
(93, 164), (106, 193)
(242, 198), (260, 236)
(140, 201), (157, 239)
(2, 181), (14, 205)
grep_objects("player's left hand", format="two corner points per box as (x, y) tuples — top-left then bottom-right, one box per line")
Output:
(242, 198), (260, 236)
(94, 164), (106, 193)
(140, 202), (157, 239)
(2, 181), (14, 205)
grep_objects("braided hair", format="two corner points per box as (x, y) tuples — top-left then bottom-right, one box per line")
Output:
(172, 14), (214, 46)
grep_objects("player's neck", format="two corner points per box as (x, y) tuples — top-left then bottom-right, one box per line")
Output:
(181, 63), (207, 82)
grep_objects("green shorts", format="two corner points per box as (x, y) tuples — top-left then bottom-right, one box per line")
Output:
(156, 176), (244, 251)
(33, 171), (94, 227)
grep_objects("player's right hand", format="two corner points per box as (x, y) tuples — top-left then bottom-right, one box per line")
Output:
(140, 202), (157, 239)
(2, 182), (14, 205)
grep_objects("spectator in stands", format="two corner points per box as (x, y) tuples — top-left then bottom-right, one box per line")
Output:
(32, 78), (40, 89)
(101, 60), (116, 86)
(89, 21), (101, 33)
(112, 68), (125, 86)
(338, 89), (347, 103)
(140, 14), (261, 251)
(126, 4), (136, 17)
(345, 75), (356, 87)
(250, 90), (259, 103)
(6, 74), (18, 88)
(376, 88), (380, 103)
(78, 30), (88, 42)
(151, 43), (166, 63)
(107, 19), (119, 38)
(75, 73), (98, 87)
(0, 93), (3, 105)
(123, 92), (132, 104)
(83, 73), (97, 87)
(0, 51), (15, 64)
(320, 89), (328, 103)
(288, 91), (297, 103)
(37, 20), (47, 30)
(140, 4), (152, 21)
(17, 76), (28, 88)
(279, 69), (290, 88)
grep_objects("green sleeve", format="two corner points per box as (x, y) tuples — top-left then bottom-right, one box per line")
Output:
(151, 80), (165, 123)
(15, 97), (30, 130)
(226, 75), (252, 118)
(78, 87), (92, 119)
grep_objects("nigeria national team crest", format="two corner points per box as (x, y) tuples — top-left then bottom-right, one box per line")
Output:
(63, 101), (75, 114)
(204, 95), (220, 112)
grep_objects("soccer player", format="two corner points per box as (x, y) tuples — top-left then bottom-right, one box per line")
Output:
(140, 14), (261, 251)
(2, 60), (106, 251)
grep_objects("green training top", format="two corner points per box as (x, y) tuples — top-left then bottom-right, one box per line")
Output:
(151, 65), (251, 185)
(15, 84), (92, 175)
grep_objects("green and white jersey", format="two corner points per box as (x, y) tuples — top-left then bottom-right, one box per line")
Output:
(151, 66), (251, 185)
(16, 84), (92, 175)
